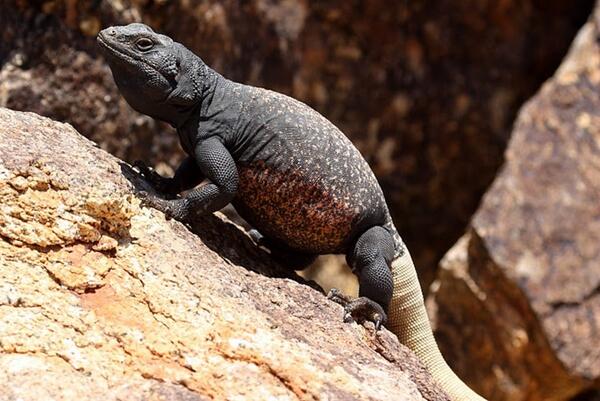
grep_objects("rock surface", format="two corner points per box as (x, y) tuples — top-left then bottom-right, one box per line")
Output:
(427, 9), (600, 401)
(0, 107), (449, 400)
(0, 0), (594, 287)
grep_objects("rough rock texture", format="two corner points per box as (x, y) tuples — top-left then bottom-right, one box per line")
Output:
(0, 107), (449, 400)
(0, 0), (594, 287)
(427, 9), (600, 401)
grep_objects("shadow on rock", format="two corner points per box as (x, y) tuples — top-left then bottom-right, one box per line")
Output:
(119, 161), (320, 288)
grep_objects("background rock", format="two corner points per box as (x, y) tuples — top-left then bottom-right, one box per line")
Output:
(0, 107), (449, 400)
(427, 9), (600, 401)
(0, 0), (594, 287)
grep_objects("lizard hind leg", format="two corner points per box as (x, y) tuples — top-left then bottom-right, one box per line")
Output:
(248, 229), (318, 270)
(329, 225), (395, 329)
(331, 226), (488, 401)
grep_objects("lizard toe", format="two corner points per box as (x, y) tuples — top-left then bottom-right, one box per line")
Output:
(328, 290), (388, 329)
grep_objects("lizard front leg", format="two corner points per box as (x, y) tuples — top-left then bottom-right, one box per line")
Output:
(140, 136), (238, 222)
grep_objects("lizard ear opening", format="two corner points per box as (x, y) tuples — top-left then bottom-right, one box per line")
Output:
(164, 45), (202, 107)
(165, 61), (201, 106)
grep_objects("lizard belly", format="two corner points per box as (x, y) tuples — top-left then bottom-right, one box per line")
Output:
(233, 161), (361, 254)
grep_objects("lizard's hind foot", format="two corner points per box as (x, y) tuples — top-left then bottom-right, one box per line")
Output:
(328, 289), (387, 330)
(332, 225), (395, 331)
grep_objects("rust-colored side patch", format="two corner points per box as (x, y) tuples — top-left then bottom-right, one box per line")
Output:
(234, 161), (360, 254)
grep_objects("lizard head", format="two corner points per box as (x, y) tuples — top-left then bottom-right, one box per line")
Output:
(97, 23), (205, 126)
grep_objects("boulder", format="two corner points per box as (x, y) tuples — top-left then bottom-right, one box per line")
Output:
(0, 0), (594, 286)
(427, 9), (600, 401)
(0, 107), (449, 400)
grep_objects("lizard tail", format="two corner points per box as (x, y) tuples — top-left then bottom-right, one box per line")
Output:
(388, 251), (487, 401)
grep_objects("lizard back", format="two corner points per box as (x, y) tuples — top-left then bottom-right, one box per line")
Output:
(224, 85), (394, 254)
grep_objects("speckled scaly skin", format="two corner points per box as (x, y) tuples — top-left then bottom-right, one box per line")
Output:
(225, 85), (401, 255)
(98, 24), (488, 401)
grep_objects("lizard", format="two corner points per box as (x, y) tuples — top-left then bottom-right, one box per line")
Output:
(97, 23), (487, 401)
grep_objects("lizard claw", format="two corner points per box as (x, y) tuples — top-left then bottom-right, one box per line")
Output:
(328, 289), (387, 330)
(137, 190), (151, 204)
(137, 190), (174, 220)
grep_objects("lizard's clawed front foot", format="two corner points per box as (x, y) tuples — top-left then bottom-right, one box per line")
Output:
(327, 289), (387, 330)
(137, 190), (184, 221)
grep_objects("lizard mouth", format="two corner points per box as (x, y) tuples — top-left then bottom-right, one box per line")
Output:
(97, 34), (140, 65)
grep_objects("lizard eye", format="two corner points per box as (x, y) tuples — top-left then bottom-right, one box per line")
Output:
(135, 38), (154, 51)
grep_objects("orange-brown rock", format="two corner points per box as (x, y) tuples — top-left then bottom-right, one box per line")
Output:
(0, 107), (449, 400)
(427, 9), (600, 401)
(0, 0), (594, 288)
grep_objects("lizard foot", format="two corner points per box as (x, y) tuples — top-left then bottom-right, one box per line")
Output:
(133, 160), (175, 196)
(327, 289), (387, 330)
(137, 190), (185, 221)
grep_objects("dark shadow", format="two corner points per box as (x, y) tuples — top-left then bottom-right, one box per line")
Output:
(571, 389), (600, 401)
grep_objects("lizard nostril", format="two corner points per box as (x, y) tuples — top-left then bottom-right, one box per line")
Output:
(108, 29), (116, 36)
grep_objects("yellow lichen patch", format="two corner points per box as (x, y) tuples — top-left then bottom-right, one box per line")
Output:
(92, 235), (119, 252)
(81, 193), (137, 238)
(0, 165), (134, 249)
(45, 244), (113, 292)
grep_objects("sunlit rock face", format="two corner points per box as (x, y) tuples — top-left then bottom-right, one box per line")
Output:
(428, 11), (600, 401)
